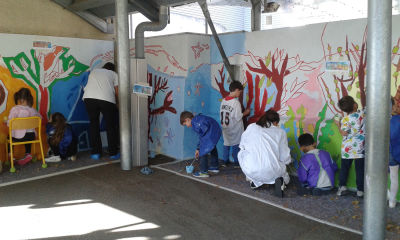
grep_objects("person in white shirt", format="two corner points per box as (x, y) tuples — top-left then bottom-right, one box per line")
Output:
(83, 62), (119, 160)
(219, 81), (250, 167)
(238, 109), (292, 198)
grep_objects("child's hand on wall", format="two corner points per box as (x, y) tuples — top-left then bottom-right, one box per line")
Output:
(243, 108), (251, 117)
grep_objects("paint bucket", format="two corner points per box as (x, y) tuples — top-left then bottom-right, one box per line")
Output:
(186, 165), (194, 174)
(185, 157), (197, 174)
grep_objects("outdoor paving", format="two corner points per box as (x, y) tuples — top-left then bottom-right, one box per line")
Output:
(0, 161), (360, 240)
(154, 158), (400, 240)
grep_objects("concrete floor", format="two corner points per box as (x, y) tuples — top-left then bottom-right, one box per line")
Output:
(0, 163), (360, 240)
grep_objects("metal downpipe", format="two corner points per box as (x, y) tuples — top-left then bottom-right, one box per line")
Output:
(135, 6), (169, 58)
(115, 0), (132, 170)
(363, 0), (392, 239)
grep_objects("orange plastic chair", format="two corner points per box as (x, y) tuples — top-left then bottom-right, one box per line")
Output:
(5, 117), (47, 173)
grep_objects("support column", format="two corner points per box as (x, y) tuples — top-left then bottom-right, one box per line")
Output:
(363, 0), (392, 239)
(115, 0), (132, 170)
(251, 0), (261, 31)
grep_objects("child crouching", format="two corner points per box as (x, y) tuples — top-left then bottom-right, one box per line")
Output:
(297, 133), (338, 196)
(45, 112), (77, 162)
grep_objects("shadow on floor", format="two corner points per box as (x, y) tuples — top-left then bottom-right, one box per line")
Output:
(0, 163), (360, 240)
(0, 152), (174, 185)
(154, 158), (400, 240)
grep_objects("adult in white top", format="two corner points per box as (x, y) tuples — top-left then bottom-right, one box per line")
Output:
(83, 62), (119, 160)
(238, 109), (292, 197)
(219, 81), (250, 166)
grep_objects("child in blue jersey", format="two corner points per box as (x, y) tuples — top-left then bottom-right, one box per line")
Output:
(389, 97), (400, 208)
(180, 111), (222, 178)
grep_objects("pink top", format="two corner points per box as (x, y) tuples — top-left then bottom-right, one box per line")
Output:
(8, 105), (41, 139)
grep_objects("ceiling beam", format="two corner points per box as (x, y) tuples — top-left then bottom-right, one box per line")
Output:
(70, 0), (115, 11)
(128, 0), (159, 22)
(52, 0), (113, 33)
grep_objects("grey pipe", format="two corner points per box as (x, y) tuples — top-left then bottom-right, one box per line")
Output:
(198, 0), (235, 80)
(135, 6), (169, 59)
(115, 0), (132, 170)
(363, 0), (392, 239)
(251, 0), (261, 31)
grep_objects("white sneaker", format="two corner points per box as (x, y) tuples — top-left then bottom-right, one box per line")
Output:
(45, 155), (61, 163)
(68, 155), (77, 161)
(337, 186), (347, 196)
(357, 191), (364, 197)
(389, 200), (397, 208)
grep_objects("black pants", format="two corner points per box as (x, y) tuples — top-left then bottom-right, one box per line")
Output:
(84, 98), (119, 155)
(48, 138), (78, 159)
(339, 158), (365, 191)
(10, 132), (35, 154)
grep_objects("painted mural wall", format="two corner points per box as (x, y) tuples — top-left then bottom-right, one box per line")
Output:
(142, 16), (400, 197)
(0, 33), (113, 160)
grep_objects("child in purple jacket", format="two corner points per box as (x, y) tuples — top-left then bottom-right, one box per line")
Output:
(297, 133), (338, 196)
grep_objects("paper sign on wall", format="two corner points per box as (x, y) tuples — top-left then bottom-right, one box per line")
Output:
(133, 83), (152, 97)
(325, 61), (350, 73)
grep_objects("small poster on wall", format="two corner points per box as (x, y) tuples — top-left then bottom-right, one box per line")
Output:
(133, 83), (153, 97)
(33, 41), (52, 51)
(325, 61), (350, 73)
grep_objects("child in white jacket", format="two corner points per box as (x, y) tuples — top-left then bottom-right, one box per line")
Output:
(238, 109), (292, 197)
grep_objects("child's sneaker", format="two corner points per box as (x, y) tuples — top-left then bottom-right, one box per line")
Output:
(110, 153), (120, 160)
(356, 190), (364, 198)
(68, 155), (77, 161)
(208, 167), (219, 174)
(192, 171), (210, 178)
(17, 154), (32, 166)
(250, 181), (259, 190)
(221, 161), (229, 167)
(232, 163), (241, 168)
(336, 186), (347, 196)
(45, 155), (61, 163)
(389, 200), (397, 208)
(274, 177), (284, 198)
(90, 154), (100, 160)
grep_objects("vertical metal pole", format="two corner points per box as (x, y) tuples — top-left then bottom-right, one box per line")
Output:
(115, 0), (132, 170)
(251, 0), (261, 31)
(363, 0), (392, 239)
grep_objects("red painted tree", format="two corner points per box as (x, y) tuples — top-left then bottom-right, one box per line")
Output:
(214, 65), (229, 98)
(246, 50), (291, 111)
(245, 71), (268, 123)
(147, 72), (177, 143)
(319, 26), (367, 114)
(244, 50), (307, 122)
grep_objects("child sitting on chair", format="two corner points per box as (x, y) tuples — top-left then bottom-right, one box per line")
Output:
(45, 112), (78, 162)
(297, 133), (338, 196)
(7, 88), (41, 165)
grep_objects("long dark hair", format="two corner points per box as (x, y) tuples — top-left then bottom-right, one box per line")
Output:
(50, 112), (67, 146)
(14, 88), (34, 107)
(256, 109), (280, 128)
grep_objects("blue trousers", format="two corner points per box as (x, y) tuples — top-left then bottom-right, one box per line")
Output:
(200, 146), (219, 173)
(222, 144), (239, 164)
(339, 158), (364, 191)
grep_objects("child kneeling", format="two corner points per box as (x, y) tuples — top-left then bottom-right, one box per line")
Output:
(45, 112), (77, 162)
(297, 133), (338, 196)
(238, 110), (291, 198)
